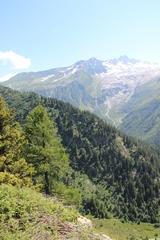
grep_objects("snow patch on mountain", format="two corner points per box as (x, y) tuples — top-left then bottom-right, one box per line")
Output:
(41, 74), (55, 81)
(96, 58), (160, 123)
(71, 66), (78, 74)
(3, 56), (160, 126)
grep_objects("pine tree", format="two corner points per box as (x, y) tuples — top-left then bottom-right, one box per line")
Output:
(24, 105), (69, 194)
(0, 97), (34, 186)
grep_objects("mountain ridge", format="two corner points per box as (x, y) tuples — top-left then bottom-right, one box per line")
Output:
(2, 56), (160, 145)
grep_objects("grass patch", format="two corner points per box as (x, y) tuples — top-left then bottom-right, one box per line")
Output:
(93, 218), (160, 240)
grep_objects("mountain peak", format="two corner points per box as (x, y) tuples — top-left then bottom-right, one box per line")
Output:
(108, 55), (140, 65)
(119, 55), (140, 64)
(74, 58), (106, 74)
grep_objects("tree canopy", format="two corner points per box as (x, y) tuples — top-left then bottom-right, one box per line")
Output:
(0, 97), (34, 186)
(24, 105), (69, 194)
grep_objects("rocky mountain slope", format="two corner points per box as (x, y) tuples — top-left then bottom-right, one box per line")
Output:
(2, 56), (160, 145)
(120, 76), (160, 146)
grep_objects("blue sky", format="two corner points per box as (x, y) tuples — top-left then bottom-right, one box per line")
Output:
(1, 0), (160, 78)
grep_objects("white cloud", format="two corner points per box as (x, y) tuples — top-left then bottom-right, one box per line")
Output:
(0, 73), (16, 82)
(0, 50), (31, 69)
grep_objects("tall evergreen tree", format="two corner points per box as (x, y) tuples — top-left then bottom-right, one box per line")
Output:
(0, 97), (34, 185)
(24, 105), (69, 194)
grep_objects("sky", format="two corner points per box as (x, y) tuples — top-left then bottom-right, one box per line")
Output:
(1, 0), (160, 80)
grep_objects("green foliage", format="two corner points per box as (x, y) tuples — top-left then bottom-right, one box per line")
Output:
(65, 170), (113, 218)
(0, 97), (34, 186)
(0, 184), (78, 240)
(24, 105), (69, 194)
(53, 181), (82, 207)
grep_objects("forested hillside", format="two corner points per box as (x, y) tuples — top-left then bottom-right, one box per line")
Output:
(0, 85), (160, 223)
(0, 93), (111, 240)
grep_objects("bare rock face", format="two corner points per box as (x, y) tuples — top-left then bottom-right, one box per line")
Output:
(75, 216), (112, 240)
(77, 216), (93, 228)
(96, 233), (112, 240)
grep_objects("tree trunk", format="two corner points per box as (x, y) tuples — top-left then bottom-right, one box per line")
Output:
(44, 171), (50, 194)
